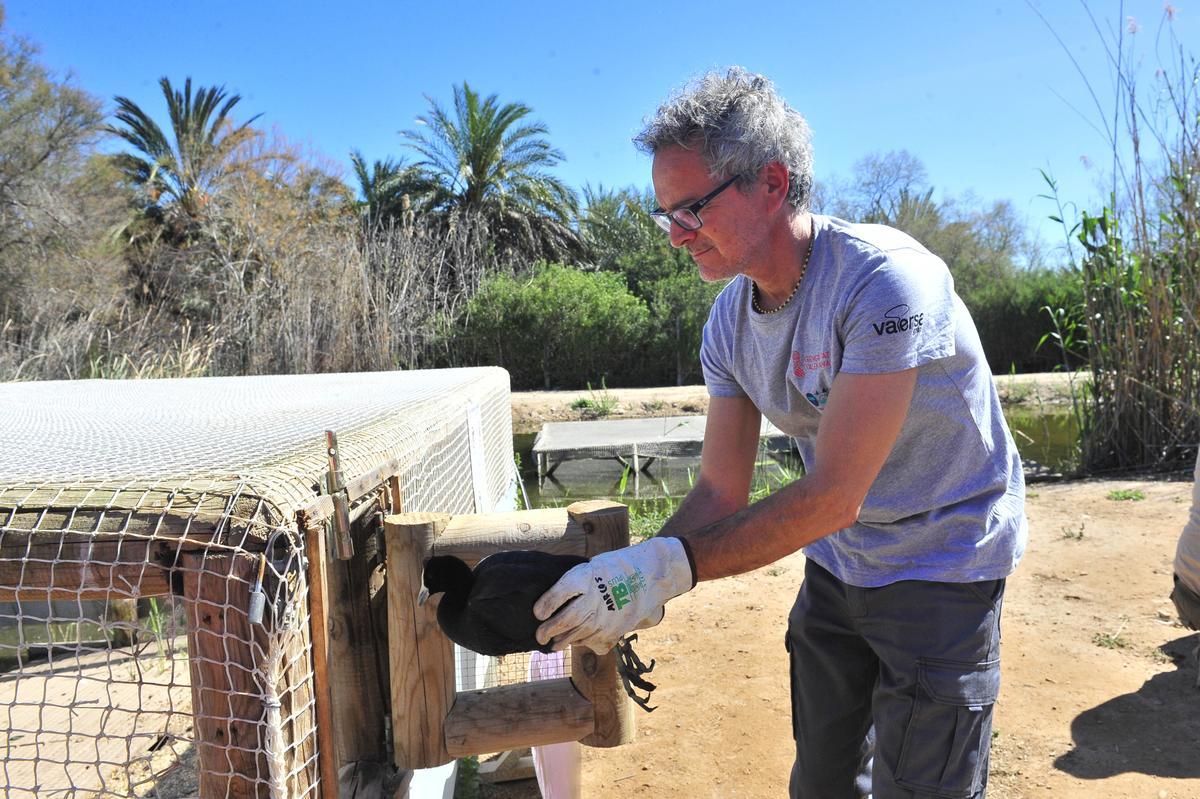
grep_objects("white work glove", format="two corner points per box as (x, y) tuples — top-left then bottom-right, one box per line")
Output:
(534, 536), (697, 654)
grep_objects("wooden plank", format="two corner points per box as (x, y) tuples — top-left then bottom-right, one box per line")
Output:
(294, 460), (402, 527)
(443, 678), (593, 757)
(0, 538), (172, 600)
(386, 475), (403, 516)
(566, 500), (635, 749)
(0, 508), (221, 547)
(303, 520), (341, 799)
(430, 508), (588, 566)
(384, 512), (455, 771)
(295, 504), (389, 769)
(278, 572), (319, 799)
(181, 550), (274, 799)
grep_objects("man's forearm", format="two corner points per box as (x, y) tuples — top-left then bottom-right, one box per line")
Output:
(657, 479), (746, 539)
(677, 473), (858, 582)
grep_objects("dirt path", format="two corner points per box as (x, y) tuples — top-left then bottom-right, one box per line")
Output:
(510, 372), (1082, 434)
(490, 373), (1200, 798)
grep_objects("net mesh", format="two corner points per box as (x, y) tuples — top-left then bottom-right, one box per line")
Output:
(0, 367), (513, 798)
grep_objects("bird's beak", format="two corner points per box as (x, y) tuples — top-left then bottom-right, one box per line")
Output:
(417, 586), (430, 607)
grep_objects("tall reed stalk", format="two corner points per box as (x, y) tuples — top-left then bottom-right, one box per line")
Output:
(1044, 5), (1199, 472)
(0, 212), (513, 382)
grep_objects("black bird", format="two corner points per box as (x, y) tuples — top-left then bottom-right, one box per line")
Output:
(419, 550), (659, 710)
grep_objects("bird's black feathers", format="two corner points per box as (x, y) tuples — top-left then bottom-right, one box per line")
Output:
(422, 550), (586, 656)
(421, 550), (660, 711)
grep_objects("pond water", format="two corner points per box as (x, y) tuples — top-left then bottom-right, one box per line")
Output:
(515, 406), (1079, 510)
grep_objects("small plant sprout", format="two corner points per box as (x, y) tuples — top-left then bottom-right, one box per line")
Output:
(1061, 522), (1086, 540)
(1092, 618), (1130, 649)
(570, 378), (619, 418)
(1106, 488), (1145, 501)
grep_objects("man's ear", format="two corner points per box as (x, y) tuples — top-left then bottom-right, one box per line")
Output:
(760, 161), (791, 214)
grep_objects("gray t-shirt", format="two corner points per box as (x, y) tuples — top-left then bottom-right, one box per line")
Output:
(701, 214), (1026, 587)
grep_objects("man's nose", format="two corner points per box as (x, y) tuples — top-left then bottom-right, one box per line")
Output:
(669, 220), (697, 249)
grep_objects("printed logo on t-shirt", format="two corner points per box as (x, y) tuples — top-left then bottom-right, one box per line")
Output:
(872, 304), (924, 336)
(805, 390), (829, 409)
(791, 350), (831, 377)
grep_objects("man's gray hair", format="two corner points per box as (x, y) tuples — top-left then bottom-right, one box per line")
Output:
(634, 67), (814, 211)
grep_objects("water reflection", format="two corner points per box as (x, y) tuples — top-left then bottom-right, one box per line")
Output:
(1006, 406), (1079, 474)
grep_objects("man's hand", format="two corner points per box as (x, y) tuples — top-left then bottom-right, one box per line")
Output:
(533, 537), (696, 653)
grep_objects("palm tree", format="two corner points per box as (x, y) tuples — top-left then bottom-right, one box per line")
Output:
(579, 185), (662, 272)
(108, 76), (260, 220)
(400, 82), (581, 262)
(349, 149), (423, 230)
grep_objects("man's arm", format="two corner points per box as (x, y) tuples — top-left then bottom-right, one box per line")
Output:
(532, 368), (917, 650)
(676, 368), (918, 581)
(658, 395), (762, 537)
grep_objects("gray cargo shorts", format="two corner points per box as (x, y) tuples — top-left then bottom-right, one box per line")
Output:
(1172, 575), (1200, 630)
(786, 559), (1005, 799)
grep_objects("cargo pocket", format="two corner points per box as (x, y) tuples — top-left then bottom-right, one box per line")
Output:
(894, 658), (1000, 798)
(785, 634), (800, 740)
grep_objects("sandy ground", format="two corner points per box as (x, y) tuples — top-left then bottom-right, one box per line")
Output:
(571, 477), (1199, 799)
(487, 372), (1200, 799)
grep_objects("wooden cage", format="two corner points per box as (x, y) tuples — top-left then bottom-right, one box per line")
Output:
(384, 500), (635, 772)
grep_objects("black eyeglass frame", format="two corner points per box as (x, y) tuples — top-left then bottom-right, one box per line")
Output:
(650, 175), (740, 233)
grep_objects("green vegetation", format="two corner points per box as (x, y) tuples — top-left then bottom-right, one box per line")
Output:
(452, 756), (480, 799)
(1092, 630), (1130, 650)
(1, 5), (1194, 483)
(400, 82), (582, 263)
(1036, 7), (1200, 474)
(109, 77), (260, 221)
(628, 497), (678, 542)
(570, 379), (620, 418)
(1106, 488), (1145, 502)
(457, 263), (649, 389)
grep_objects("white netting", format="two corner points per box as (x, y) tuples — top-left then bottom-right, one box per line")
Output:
(0, 367), (513, 798)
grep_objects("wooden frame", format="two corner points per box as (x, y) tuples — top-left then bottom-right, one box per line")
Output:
(384, 500), (634, 772)
(0, 514), (320, 799)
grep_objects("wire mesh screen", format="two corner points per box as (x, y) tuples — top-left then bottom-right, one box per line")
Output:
(455, 648), (575, 692)
(0, 367), (513, 798)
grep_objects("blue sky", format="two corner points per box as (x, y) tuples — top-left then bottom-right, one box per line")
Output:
(5, 1), (1195, 257)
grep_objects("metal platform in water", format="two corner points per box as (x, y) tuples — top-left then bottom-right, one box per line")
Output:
(531, 415), (791, 479)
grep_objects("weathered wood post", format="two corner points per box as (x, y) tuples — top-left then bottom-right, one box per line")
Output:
(385, 501), (635, 777)
(181, 550), (317, 799)
(384, 512), (456, 771)
(566, 500), (635, 748)
(297, 501), (390, 766)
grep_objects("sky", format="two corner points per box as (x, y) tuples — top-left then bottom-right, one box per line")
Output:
(4, 1), (1196, 258)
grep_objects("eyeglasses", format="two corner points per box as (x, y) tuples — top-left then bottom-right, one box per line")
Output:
(650, 175), (740, 233)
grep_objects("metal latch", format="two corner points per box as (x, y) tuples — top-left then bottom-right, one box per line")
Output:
(324, 430), (355, 560)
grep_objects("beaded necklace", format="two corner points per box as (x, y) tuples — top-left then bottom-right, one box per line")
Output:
(751, 218), (816, 315)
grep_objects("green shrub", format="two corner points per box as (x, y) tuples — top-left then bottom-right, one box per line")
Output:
(961, 266), (1085, 374)
(458, 262), (650, 389)
(645, 270), (724, 385)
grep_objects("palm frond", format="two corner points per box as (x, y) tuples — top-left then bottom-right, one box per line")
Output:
(108, 76), (260, 219)
(397, 81), (579, 259)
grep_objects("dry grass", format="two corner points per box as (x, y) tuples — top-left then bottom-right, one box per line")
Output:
(0, 209), (514, 382)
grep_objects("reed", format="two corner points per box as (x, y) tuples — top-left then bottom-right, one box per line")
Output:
(1042, 6), (1199, 473)
(0, 211), (513, 383)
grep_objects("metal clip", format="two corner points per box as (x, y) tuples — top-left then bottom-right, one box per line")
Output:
(248, 553), (267, 624)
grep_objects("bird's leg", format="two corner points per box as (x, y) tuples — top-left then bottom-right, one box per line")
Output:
(615, 634), (658, 712)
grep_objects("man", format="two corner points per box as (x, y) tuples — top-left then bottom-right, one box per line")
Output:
(534, 68), (1027, 798)
(1172, 450), (1200, 646)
